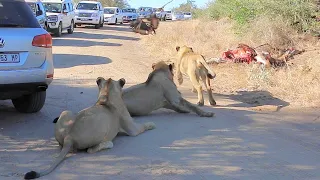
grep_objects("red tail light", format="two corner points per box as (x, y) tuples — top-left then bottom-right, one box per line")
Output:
(32, 33), (52, 48)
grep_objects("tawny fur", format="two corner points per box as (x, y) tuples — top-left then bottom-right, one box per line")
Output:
(122, 61), (215, 117)
(175, 45), (217, 106)
(24, 77), (156, 179)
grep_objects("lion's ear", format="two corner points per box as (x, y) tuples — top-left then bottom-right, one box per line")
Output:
(176, 46), (180, 52)
(119, 78), (126, 87)
(169, 64), (173, 71)
(190, 47), (193, 51)
(96, 77), (105, 86)
(152, 63), (156, 70)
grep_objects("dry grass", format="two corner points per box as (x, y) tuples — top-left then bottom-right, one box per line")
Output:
(140, 19), (320, 107)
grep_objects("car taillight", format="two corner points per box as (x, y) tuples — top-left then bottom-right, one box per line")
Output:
(32, 33), (52, 48)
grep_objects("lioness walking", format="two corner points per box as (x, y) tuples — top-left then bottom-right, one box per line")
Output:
(122, 61), (214, 117)
(24, 77), (156, 179)
(175, 45), (217, 106)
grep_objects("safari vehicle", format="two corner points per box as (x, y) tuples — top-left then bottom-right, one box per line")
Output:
(74, 1), (104, 29)
(137, 7), (153, 19)
(183, 12), (192, 20)
(0, 0), (54, 113)
(103, 7), (124, 25)
(122, 8), (138, 23)
(42, 0), (75, 37)
(26, 0), (48, 30)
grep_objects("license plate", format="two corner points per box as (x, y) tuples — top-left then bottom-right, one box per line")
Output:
(80, 18), (90, 21)
(0, 54), (20, 63)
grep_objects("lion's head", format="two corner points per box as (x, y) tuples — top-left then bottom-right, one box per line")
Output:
(176, 45), (194, 56)
(151, 61), (174, 82)
(96, 77), (126, 105)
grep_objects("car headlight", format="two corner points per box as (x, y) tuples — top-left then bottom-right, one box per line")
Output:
(91, 13), (98, 17)
(47, 15), (58, 22)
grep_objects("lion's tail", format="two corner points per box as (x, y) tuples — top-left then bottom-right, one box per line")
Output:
(198, 55), (216, 79)
(24, 136), (73, 179)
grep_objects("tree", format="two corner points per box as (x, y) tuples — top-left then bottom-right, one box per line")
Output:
(173, 0), (197, 12)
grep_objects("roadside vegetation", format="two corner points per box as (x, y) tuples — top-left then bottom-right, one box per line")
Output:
(141, 0), (320, 107)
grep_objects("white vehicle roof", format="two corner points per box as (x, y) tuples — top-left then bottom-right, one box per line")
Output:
(78, 1), (101, 4)
(104, 7), (118, 9)
(25, 0), (42, 2)
(41, 0), (73, 3)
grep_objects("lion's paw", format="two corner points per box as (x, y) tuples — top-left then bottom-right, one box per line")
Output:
(200, 111), (215, 117)
(145, 122), (156, 130)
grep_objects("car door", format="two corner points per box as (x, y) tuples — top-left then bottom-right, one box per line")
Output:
(115, 8), (120, 21)
(99, 3), (103, 22)
(36, 3), (45, 28)
(61, 3), (69, 28)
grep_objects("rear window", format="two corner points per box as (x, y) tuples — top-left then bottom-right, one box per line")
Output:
(0, 0), (40, 28)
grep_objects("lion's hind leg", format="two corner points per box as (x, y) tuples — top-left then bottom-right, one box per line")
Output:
(121, 117), (156, 137)
(87, 141), (114, 154)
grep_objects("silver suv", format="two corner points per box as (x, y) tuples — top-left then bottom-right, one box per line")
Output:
(26, 0), (48, 30)
(0, 0), (54, 113)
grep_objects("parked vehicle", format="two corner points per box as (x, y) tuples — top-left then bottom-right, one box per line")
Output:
(183, 12), (192, 20)
(74, 1), (104, 29)
(165, 11), (172, 20)
(122, 8), (138, 23)
(42, 0), (75, 37)
(137, 7), (153, 19)
(26, 0), (48, 30)
(172, 11), (184, 21)
(103, 7), (124, 25)
(0, 0), (54, 113)
(155, 8), (167, 21)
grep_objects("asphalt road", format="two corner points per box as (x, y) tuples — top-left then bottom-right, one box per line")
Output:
(0, 24), (320, 180)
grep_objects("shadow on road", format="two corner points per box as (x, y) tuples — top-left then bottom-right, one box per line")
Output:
(78, 24), (133, 33)
(66, 31), (140, 41)
(0, 82), (319, 179)
(53, 38), (122, 47)
(53, 54), (111, 69)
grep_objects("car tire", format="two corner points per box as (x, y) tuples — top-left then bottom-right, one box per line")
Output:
(68, 20), (74, 34)
(55, 22), (62, 37)
(114, 18), (117, 25)
(95, 20), (101, 29)
(12, 91), (46, 113)
(100, 18), (104, 27)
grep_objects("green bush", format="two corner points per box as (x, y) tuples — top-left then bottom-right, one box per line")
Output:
(201, 0), (319, 32)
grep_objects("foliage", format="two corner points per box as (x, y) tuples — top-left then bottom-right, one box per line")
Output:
(200, 0), (319, 32)
(173, 0), (197, 12)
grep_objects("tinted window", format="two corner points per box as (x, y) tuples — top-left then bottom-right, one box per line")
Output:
(122, 8), (136, 13)
(43, 3), (62, 13)
(0, 0), (40, 28)
(104, 8), (115, 14)
(76, 3), (98, 10)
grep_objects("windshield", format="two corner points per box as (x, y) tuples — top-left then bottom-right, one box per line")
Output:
(139, 7), (152, 12)
(0, 0), (40, 28)
(122, 9), (136, 13)
(184, 13), (191, 15)
(76, 3), (98, 10)
(27, 3), (36, 14)
(43, 3), (62, 13)
(104, 8), (115, 14)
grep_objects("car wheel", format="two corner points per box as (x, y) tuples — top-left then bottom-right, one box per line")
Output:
(12, 91), (46, 113)
(68, 20), (74, 34)
(100, 18), (104, 27)
(95, 20), (101, 29)
(55, 22), (62, 37)
(114, 18), (117, 25)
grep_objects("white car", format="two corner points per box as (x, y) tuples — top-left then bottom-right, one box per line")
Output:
(183, 12), (192, 20)
(0, 0), (54, 113)
(122, 8), (138, 23)
(172, 11), (184, 21)
(26, 0), (48, 30)
(74, 1), (104, 29)
(104, 7), (124, 25)
(42, 0), (75, 37)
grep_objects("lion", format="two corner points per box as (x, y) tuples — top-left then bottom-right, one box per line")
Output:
(24, 77), (156, 179)
(175, 45), (217, 106)
(122, 61), (214, 117)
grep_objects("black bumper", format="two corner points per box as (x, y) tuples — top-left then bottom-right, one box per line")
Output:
(0, 83), (48, 100)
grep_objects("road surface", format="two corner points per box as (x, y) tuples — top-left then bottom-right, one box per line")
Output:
(0, 24), (320, 180)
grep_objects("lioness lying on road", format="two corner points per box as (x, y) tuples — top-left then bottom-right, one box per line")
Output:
(122, 61), (214, 117)
(24, 77), (156, 179)
(175, 45), (217, 106)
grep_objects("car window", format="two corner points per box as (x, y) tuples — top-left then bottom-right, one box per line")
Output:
(0, 0), (40, 28)
(116, 9), (119, 13)
(122, 9), (136, 13)
(76, 3), (98, 10)
(63, 4), (66, 11)
(104, 8), (115, 14)
(27, 3), (37, 14)
(43, 3), (62, 13)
